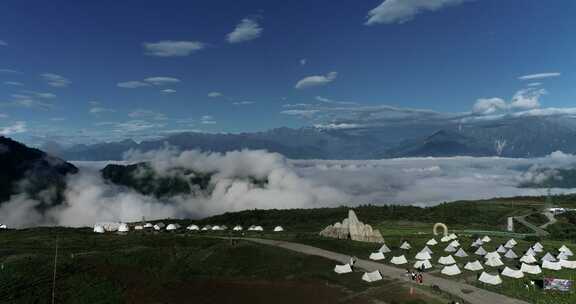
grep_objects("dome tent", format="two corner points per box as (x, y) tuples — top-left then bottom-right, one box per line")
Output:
(232, 225), (243, 231)
(93, 225), (105, 233)
(369, 251), (385, 261)
(478, 272), (502, 286)
(426, 238), (438, 246)
(390, 255), (408, 265)
(438, 255), (456, 265)
(362, 270), (383, 282)
(187, 224), (199, 231)
(118, 223), (129, 233)
(414, 259), (433, 270)
(166, 223), (180, 231)
(441, 264), (461, 276)
(334, 264), (352, 274)
(464, 260), (484, 271)
(474, 246), (487, 256)
(273, 226), (284, 232)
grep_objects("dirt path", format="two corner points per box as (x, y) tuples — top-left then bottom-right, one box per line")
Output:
(514, 215), (549, 236)
(539, 211), (557, 229)
(241, 237), (530, 304)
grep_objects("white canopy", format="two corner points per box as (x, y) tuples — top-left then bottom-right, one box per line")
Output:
(187, 224), (199, 231)
(560, 260), (576, 269)
(504, 249), (518, 259)
(143, 223), (153, 228)
(519, 255), (537, 264)
(484, 251), (501, 260)
(134, 225), (143, 230)
(464, 260), (484, 271)
(559, 245), (571, 252)
(478, 272), (502, 285)
(448, 233), (458, 240)
(201, 226), (210, 231)
(444, 245), (457, 253)
(334, 264), (353, 274)
(273, 226), (284, 232)
(542, 260), (562, 271)
(93, 225), (105, 233)
(421, 246), (433, 254)
(449, 240), (460, 248)
(504, 239), (517, 248)
(440, 235), (451, 242)
(253, 225), (264, 231)
(471, 239), (483, 247)
(362, 270), (383, 282)
(118, 223), (129, 233)
(211, 225), (223, 231)
(541, 252), (557, 262)
(154, 223), (166, 230)
(438, 255), (456, 265)
(481, 235), (492, 243)
(520, 263), (542, 274)
(415, 251), (432, 260)
(400, 241), (411, 250)
(441, 264), (461, 276)
(485, 257), (504, 267)
(378, 244), (392, 253)
(557, 251), (570, 261)
(496, 245), (507, 253)
(533, 242), (544, 251)
(166, 223), (180, 231)
(232, 225), (243, 231)
(501, 267), (524, 279)
(414, 259), (433, 270)
(369, 251), (386, 261)
(391, 255), (408, 265)
(474, 246), (487, 256)
(454, 248), (468, 258)
(561, 248), (574, 257)
(525, 248), (537, 256)
(426, 238), (438, 246)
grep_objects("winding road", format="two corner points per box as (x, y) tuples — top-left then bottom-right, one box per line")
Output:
(241, 237), (530, 304)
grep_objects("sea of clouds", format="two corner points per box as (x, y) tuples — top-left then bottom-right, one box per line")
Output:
(1, 148), (576, 228)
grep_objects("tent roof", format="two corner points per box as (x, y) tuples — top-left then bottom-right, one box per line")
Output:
(542, 260), (562, 271)
(391, 255), (408, 265)
(415, 251), (432, 260)
(464, 260), (484, 271)
(541, 252), (557, 262)
(438, 255), (456, 265)
(379, 244), (391, 253)
(414, 259), (433, 269)
(519, 255), (537, 264)
(369, 251), (386, 261)
(334, 264), (353, 274)
(362, 270), (383, 282)
(455, 248), (468, 258)
(501, 267), (524, 279)
(520, 263), (542, 274)
(478, 272), (502, 285)
(441, 264), (461, 276)
(426, 239), (438, 246)
(400, 241), (411, 250)
(504, 249), (518, 259)
(475, 246), (487, 256)
(485, 257), (504, 267)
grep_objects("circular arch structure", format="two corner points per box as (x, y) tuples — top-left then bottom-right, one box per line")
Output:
(433, 223), (448, 237)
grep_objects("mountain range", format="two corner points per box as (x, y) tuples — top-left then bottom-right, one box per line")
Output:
(51, 115), (576, 160)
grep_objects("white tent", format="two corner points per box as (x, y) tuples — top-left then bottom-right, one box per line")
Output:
(559, 245), (571, 252)
(391, 255), (408, 265)
(542, 260), (562, 271)
(134, 225), (143, 230)
(559, 245), (573, 256)
(557, 251), (570, 261)
(560, 260), (576, 269)
(166, 223), (180, 231)
(475, 246), (487, 256)
(96, 222), (121, 232)
(484, 251), (501, 260)
(154, 223), (166, 230)
(485, 257), (504, 267)
(400, 241), (411, 250)
(464, 260), (484, 271)
(501, 267), (524, 279)
(454, 248), (468, 258)
(426, 238), (438, 246)
(478, 272), (502, 285)
(362, 270), (383, 282)
(187, 224), (199, 231)
(118, 223), (130, 233)
(448, 233), (458, 240)
(525, 248), (537, 256)
(93, 225), (105, 233)
(481, 235), (492, 243)
(441, 264), (461, 276)
(369, 252), (386, 261)
(504, 249), (518, 259)
(201, 225), (210, 231)
(496, 245), (507, 253)
(541, 252), (557, 262)
(143, 223), (153, 228)
(449, 240), (460, 248)
(471, 239), (484, 247)
(414, 259), (433, 270)
(273, 226), (284, 232)
(440, 235), (451, 242)
(438, 255), (456, 265)
(379, 244), (392, 253)
(533, 242), (544, 251)
(421, 246), (433, 254)
(211, 225), (223, 231)
(520, 263), (542, 275)
(253, 225), (264, 231)
(444, 245), (457, 253)
(519, 255), (537, 264)
(232, 225), (243, 231)
(0, 224), (6, 229)
(334, 264), (353, 274)
(504, 239), (517, 248)
(415, 251), (432, 260)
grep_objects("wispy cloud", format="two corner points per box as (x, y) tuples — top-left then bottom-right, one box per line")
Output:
(0, 69), (21, 74)
(117, 81), (150, 89)
(3, 81), (23, 86)
(232, 101), (255, 106)
(143, 76), (181, 86)
(0, 40), (7, 46)
(0, 121), (27, 135)
(300, 58), (307, 66)
(0, 113), (8, 119)
(518, 72), (561, 80)
(366, 0), (468, 25)
(128, 109), (167, 121)
(41, 73), (71, 88)
(118, 77), (180, 89)
(90, 107), (116, 114)
(161, 89), (176, 94)
(226, 18), (263, 44)
(295, 72), (338, 89)
(208, 92), (223, 98)
(201, 115), (216, 124)
(143, 40), (206, 57)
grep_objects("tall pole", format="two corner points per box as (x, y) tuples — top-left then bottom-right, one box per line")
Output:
(51, 236), (59, 304)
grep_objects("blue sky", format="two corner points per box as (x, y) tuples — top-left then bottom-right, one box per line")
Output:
(1, 0), (575, 146)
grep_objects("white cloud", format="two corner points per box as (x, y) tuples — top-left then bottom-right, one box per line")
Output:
(0, 40), (7, 46)
(143, 40), (206, 57)
(300, 58), (307, 66)
(295, 72), (338, 89)
(472, 98), (507, 115)
(518, 72), (561, 80)
(0, 69), (20, 74)
(3, 81), (23, 86)
(314, 123), (361, 130)
(226, 18), (263, 44)
(366, 0), (468, 25)
(23, 91), (56, 99)
(41, 73), (71, 88)
(527, 82), (542, 87)
(89, 107), (116, 114)
(0, 113), (8, 119)
(280, 109), (320, 117)
(208, 92), (223, 98)
(128, 109), (167, 120)
(510, 88), (545, 110)
(201, 115), (216, 124)
(117, 81), (150, 89)
(161, 89), (176, 94)
(143, 76), (181, 86)
(0, 121), (27, 135)
(232, 101), (255, 105)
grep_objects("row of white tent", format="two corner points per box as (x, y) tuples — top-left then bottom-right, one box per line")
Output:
(334, 264), (384, 283)
(94, 222), (285, 233)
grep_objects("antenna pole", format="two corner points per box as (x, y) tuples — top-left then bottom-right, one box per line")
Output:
(51, 236), (59, 304)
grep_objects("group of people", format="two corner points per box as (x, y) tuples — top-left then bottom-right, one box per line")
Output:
(406, 268), (424, 284)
